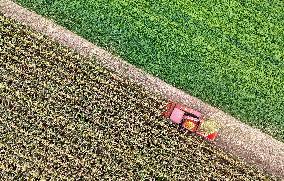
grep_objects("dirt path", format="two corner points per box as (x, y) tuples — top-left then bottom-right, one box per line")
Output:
(0, 0), (284, 179)
(0, 14), (278, 180)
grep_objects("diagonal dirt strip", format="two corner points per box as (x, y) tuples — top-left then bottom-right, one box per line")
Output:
(0, 14), (279, 180)
(0, 0), (283, 178)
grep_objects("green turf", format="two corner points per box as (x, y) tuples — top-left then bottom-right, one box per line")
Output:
(15, 0), (284, 141)
(1, 14), (277, 180)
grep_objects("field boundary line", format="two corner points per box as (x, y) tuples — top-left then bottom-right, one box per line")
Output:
(1, 0), (283, 178)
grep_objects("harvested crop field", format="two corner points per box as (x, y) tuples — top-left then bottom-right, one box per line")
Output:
(0, 15), (277, 180)
(14, 0), (284, 141)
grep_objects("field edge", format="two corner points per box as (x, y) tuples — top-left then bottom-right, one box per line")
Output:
(0, 0), (283, 178)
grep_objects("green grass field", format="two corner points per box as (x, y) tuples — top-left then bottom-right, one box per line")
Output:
(15, 0), (284, 141)
(1, 14), (277, 179)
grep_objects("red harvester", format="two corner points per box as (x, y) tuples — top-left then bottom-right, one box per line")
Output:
(163, 101), (218, 141)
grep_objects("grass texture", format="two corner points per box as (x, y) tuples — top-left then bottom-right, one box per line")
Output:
(15, 0), (284, 141)
(0, 15), (277, 180)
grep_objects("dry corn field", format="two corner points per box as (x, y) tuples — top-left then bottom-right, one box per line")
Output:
(0, 14), (278, 180)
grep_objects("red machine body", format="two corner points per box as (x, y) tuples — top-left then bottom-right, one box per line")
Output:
(163, 102), (218, 141)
